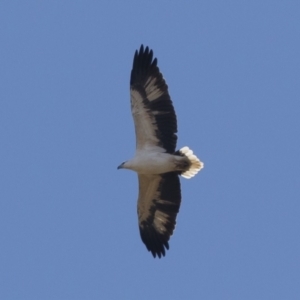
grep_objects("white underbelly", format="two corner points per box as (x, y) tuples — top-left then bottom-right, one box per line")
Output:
(132, 152), (175, 174)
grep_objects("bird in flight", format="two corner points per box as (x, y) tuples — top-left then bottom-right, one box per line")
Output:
(118, 45), (204, 258)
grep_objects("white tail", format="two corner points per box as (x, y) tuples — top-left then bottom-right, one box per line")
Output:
(179, 146), (204, 179)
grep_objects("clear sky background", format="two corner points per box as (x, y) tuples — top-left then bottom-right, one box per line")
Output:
(1, 1), (300, 299)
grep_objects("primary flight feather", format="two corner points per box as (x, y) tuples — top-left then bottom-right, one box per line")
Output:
(118, 45), (204, 258)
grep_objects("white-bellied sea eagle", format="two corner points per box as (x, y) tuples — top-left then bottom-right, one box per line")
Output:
(118, 45), (204, 258)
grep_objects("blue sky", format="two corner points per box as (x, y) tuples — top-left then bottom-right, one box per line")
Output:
(1, 1), (300, 299)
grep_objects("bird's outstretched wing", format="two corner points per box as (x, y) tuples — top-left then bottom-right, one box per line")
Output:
(137, 172), (181, 258)
(130, 45), (178, 153)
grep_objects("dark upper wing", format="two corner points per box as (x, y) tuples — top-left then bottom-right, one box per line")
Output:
(137, 172), (181, 258)
(130, 45), (178, 153)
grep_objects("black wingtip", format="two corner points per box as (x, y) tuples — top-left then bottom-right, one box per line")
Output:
(150, 243), (168, 259)
(130, 45), (157, 86)
(140, 225), (170, 259)
(150, 241), (169, 259)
